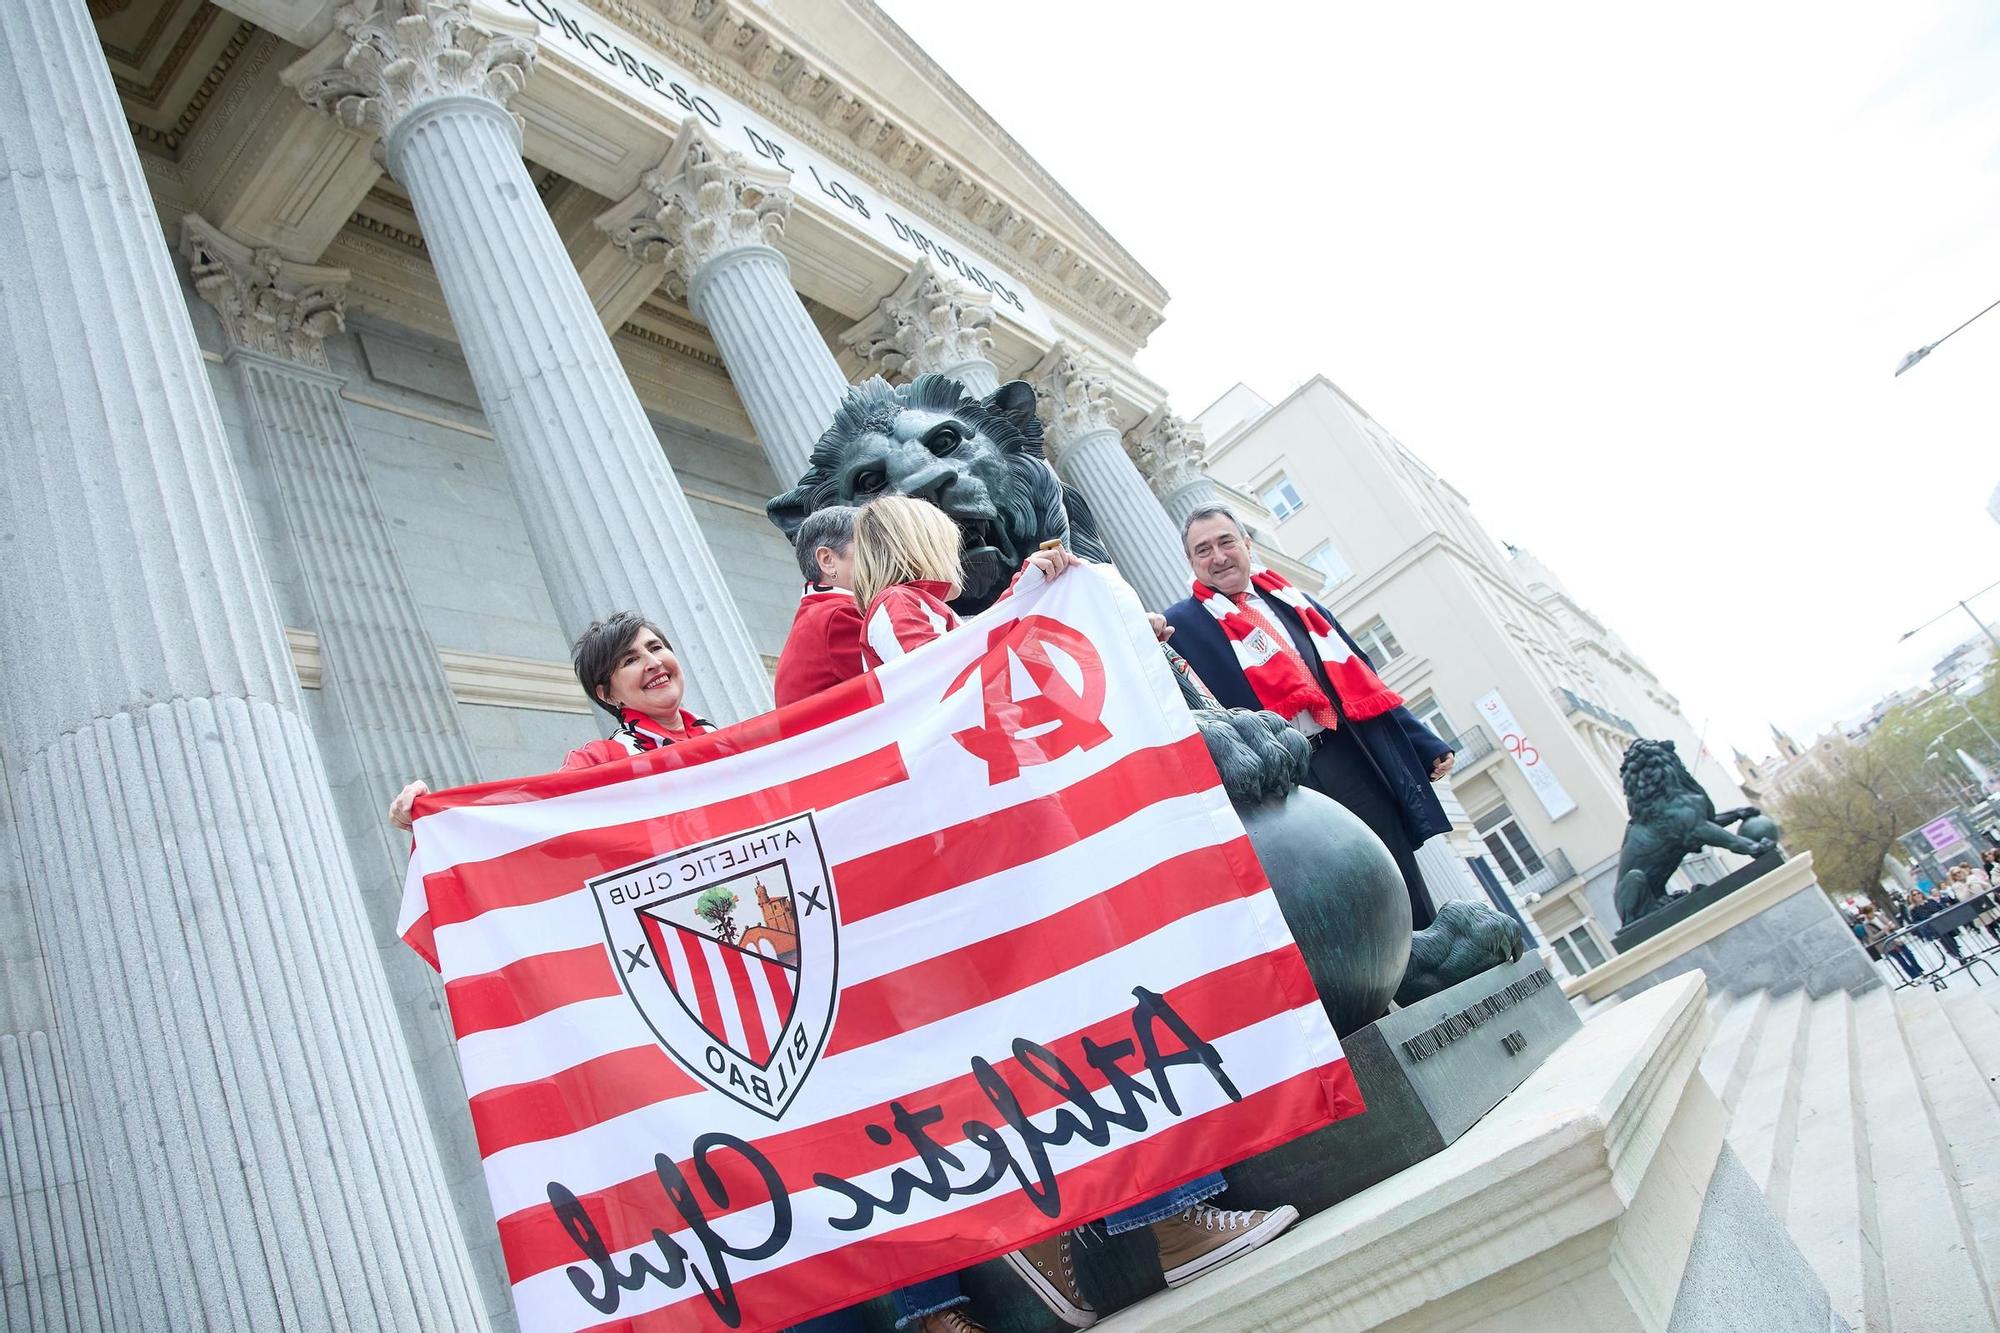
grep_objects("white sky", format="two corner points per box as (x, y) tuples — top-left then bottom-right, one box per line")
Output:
(876, 0), (2000, 764)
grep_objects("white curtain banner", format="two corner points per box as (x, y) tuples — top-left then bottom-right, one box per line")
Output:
(1474, 688), (1577, 821)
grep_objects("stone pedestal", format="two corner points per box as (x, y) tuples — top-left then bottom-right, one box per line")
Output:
(300, 3), (771, 722)
(1093, 973), (1840, 1332)
(0, 1), (486, 1325)
(1567, 852), (1877, 1007)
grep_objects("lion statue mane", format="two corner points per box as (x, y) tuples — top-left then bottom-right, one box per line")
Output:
(768, 374), (1111, 612)
(1614, 738), (1777, 927)
(768, 373), (1523, 1019)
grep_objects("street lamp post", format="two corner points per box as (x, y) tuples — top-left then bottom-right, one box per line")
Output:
(1899, 583), (2000, 656)
(1895, 295), (2000, 376)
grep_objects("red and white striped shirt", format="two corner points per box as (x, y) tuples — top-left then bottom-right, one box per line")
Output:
(859, 579), (960, 669)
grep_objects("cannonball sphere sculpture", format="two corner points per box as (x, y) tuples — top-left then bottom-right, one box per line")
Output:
(1237, 786), (1412, 1036)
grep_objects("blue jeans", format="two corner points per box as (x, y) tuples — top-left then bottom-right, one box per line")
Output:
(1100, 1171), (1228, 1235)
(788, 1274), (967, 1331)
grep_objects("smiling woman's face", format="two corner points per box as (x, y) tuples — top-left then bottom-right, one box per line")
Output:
(599, 626), (684, 722)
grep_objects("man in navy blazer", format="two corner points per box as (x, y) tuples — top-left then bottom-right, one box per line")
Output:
(1164, 505), (1455, 929)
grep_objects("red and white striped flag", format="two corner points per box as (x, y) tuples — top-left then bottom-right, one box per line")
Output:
(400, 566), (1362, 1331)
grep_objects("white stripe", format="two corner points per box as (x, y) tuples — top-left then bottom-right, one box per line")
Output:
(426, 677), (1201, 982)
(447, 792), (1241, 1095)
(742, 953), (785, 1055)
(658, 919), (698, 1021)
(478, 892), (1291, 1216)
(456, 997), (645, 1099)
(505, 1006), (1337, 1330)
(695, 934), (752, 1054)
(839, 790), (1241, 985)
(865, 604), (906, 665)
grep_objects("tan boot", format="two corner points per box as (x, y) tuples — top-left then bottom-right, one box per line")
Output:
(1151, 1201), (1300, 1288)
(913, 1310), (985, 1333)
(1002, 1230), (1099, 1328)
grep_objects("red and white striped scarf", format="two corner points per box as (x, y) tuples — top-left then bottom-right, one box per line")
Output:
(1192, 567), (1402, 726)
(614, 705), (711, 754)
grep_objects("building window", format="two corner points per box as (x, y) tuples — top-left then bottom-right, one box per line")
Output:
(1406, 692), (1457, 745)
(1261, 474), (1305, 521)
(1549, 925), (1607, 978)
(1474, 803), (1545, 886)
(1304, 540), (1352, 592)
(1350, 618), (1404, 666)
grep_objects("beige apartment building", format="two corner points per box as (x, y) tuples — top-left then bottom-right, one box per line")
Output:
(1198, 378), (1750, 975)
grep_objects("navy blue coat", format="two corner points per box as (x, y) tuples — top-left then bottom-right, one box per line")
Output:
(1165, 589), (1454, 844)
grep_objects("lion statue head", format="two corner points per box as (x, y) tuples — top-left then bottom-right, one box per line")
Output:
(1620, 738), (1710, 823)
(767, 374), (1109, 613)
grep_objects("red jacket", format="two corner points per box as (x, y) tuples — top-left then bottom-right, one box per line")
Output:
(560, 707), (712, 770)
(860, 580), (962, 669)
(774, 585), (867, 707)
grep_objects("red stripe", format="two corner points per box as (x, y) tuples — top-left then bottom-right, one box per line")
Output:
(491, 948), (1316, 1283)
(673, 928), (727, 1042)
(464, 837), (1266, 1164)
(828, 837), (1264, 1055)
(421, 745), (908, 933)
(765, 959), (794, 1017)
(445, 945), (619, 1038)
(401, 912), (439, 972)
(573, 1064), (1359, 1333)
(715, 943), (769, 1064)
(411, 671), (886, 816)
(836, 734), (1215, 923)
(469, 1046), (701, 1158)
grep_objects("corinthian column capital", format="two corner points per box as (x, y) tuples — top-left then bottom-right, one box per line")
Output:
(1123, 405), (1209, 494)
(600, 119), (793, 295)
(181, 215), (349, 369)
(1029, 342), (1120, 460)
(297, 0), (536, 150)
(841, 260), (995, 380)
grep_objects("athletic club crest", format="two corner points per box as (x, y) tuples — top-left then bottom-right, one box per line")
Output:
(589, 812), (839, 1120)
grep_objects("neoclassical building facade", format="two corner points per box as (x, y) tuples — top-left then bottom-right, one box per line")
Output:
(0, 1), (1243, 1327)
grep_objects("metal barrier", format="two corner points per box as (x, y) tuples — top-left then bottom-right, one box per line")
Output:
(1866, 890), (2000, 991)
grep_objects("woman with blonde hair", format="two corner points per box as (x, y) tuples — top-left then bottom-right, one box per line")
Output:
(853, 494), (1077, 667)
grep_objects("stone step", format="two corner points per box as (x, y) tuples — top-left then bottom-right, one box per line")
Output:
(1728, 986), (1810, 1195)
(1782, 993), (1872, 1332)
(1937, 987), (2000, 1322)
(1701, 989), (1767, 1109)
(1855, 986), (1992, 1331)
(1895, 987), (2000, 1329)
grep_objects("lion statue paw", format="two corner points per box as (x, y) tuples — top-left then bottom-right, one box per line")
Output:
(1394, 900), (1526, 1008)
(1194, 707), (1310, 806)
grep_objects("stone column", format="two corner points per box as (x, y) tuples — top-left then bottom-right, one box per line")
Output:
(0, 1), (486, 1326)
(602, 121), (850, 486)
(300, 0), (770, 721)
(1125, 404), (1222, 531)
(842, 259), (1001, 396)
(1031, 344), (1190, 611)
(182, 215), (513, 1319)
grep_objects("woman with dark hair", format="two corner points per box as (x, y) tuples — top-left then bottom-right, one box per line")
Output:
(558, 610), (713, 768)
(387, 611), (714, 828)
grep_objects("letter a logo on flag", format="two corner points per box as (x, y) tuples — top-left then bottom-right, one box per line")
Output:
(947, 614), (1113, 783)
(588, 812), (839, 1120)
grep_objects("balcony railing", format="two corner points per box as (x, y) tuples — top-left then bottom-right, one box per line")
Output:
(1512, 846), (1578, 900)
(1554, 686), (1638, 737)
(1444, 722), (1497, 766)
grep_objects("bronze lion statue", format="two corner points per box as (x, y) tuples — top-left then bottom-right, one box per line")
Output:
(1614, 738), (1778, 927)
(770, 375), (1522, 1026)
